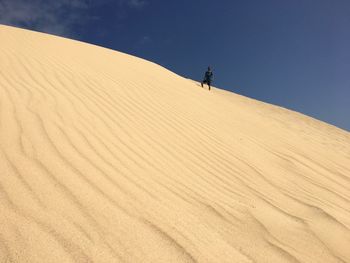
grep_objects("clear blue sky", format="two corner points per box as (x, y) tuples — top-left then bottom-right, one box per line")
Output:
(1, 0), (349, 131)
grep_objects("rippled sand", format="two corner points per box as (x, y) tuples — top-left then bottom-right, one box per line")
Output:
(0, 25), (350, 263)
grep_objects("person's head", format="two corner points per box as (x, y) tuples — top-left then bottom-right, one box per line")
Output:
(207, 66), (211, 71)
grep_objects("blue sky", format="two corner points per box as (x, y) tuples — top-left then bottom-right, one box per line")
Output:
(1, 0), (349, 131)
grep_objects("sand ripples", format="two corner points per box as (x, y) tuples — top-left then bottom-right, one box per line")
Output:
(1, 25), (350, 262)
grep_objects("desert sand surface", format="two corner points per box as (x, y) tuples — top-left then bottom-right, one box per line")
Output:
(0, 25), (350, 263)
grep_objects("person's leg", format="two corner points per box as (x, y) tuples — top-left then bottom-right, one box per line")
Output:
(208, 81), (211, 90)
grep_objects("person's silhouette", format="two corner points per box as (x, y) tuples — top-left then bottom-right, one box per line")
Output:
(201, 66), (213, 90)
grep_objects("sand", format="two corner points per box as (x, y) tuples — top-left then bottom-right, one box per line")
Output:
(0, 24), (350, 263)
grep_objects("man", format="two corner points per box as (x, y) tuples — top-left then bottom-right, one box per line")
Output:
(201, 66), (213, 90)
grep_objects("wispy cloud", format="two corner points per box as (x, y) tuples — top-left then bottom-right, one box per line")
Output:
(126, 0), (147, 9)
(0, 0), (149, 37)
(0, 0), (90, 36)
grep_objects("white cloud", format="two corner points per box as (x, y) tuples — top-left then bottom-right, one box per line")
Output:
(127, 0), (147, 8)
(119, 0), (147, 9)
(0, 0), (90, 36)
(0, 0), (149, 37)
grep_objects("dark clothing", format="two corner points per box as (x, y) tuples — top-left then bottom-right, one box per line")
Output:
(202, 79), (211, 85)
(201, 70), (213, 90)
(204, 70), (213, 82)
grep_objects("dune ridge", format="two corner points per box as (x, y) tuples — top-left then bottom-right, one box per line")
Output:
(0, 25), (350, 262)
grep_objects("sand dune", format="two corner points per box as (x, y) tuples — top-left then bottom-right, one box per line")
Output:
(0, 25), (350, 263)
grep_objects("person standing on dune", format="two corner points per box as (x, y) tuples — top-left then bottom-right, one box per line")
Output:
(201, 66), (213, 90)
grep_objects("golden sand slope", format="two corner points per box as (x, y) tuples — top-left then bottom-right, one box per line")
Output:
(0, 25), (350, 263)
